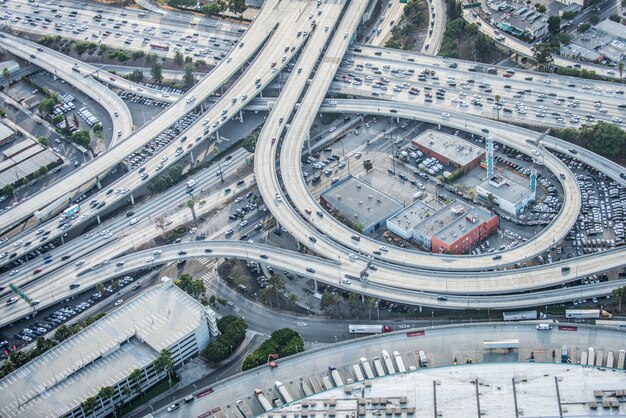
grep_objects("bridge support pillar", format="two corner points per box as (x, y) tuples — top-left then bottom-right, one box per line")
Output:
(306, 133), (311, 156)
(96, 215), (101, 225)
(96, 177), (102, 189)
(239, 110), (243, 123)
(215, 129), (220, 141)
(313, 279), (318, 291)
(189, 150), (195, 167)
(130, 194), (135, 205)
(60, 235), (64, 245)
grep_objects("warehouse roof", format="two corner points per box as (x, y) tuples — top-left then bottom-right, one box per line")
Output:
(412, 130), (484, 167)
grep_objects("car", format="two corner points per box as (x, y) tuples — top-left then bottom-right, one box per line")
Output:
(441, 112), (450, 118)
(348, 253), (359, 261)
(342, 278), (351, 284)
(145, 256), (154, 262)
(9, 269), (19, 276)
(437, 296), (448, 301)
(309, 236), (317, 243)
(114, 299), (123, 306)
(33, 268), (42, 274)
(306, 267), (316, 273)
(69, 283), (80, 289)
(260, 254), (269, 259)
(167, 403), (180, 412)
(6, 297), (18, 305)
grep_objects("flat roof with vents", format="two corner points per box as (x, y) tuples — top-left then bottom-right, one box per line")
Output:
(320, 176), (404, 233)
(412, 130), (484, 168)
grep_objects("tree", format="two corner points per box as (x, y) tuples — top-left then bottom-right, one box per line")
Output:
(182, 64), (195, 89)
(352, 222), (364, 234)
(348, 292), (361, 315)
(186, 199), (197, 223)
(70, 129), (90, 147)
(556, 31), (572, 45)
(619, 62), (624, 79)
(2, 183), (14, 197)
(81, 396), (98, 414)
(268, 274), (286, 308)
(151, 62), (163, 84)
(228, 0), (247, 17)
(174, 50), (184, 66)
(581, 121), (626, 157)
(533, 43), (555, 71)
(154, 349), (175, 386)
(612, 285), (626, 312)
(288, 294), (298, 314)
(38, 98), (55, 115)
(97, 385), (116, 414)
(562, 10), (576, 20)
(129, 368), (144, 396)
(2, 67), (10, 84)
(320, 291), (341, 317)
(37, 136), (47, 146)
(363, 160), (373, 172)
(609, 13), (621, 22)
(202, 3), (221, 15)
(168, 164), (183, 182)
(547, 15), (561, 33)
(487, 193), (494, 208)
(537, 4), (546, 13)
(145, 53), (158, 65)
(37, 166), (48, 177)
(128, 69), (144, 83)
(589, 13), (600, 25)
(96, 282), (105, 295)
(54, 325), (72, 342)
(175, 274), (206, 300)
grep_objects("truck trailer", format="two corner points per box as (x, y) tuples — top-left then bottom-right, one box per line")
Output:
(274, 381), (293, 404)
(502, 310), (537, 321)
(566, 309), (612, 319)
(254, 389), (273, 412)
(359, 357), (375, 379)
(393, 351), (407, 372)
(329, 367), (344, 386)
(373, 357), (386, 377)
(382, 350), (396, 374)
(349, 324), (393, 334)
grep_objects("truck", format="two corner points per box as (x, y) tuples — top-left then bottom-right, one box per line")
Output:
(254, 389), (273, 412)
(536, 323), (552, 330)
(373, 357), (386, 377)
(418, 350), (428, 368)
(274, 381), (293, 403)
(322, 375), (334, 390)
(502, 310), (537, 321)
(382, 350), (396, 374)
(393, 351), (407, 372)
(565, 309), (612, 320)
(63, 204), (80, 218)
(561, 345), (569, 363)
(186, 179), (198, 188)
(359, 357), (375, 379)
(348, 324), (393, 334)
(329, 366), (344, 386)
(352, 364), (365, 381)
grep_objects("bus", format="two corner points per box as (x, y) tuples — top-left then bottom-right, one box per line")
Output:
(64, 204), (80, 218)
(150, 43), (169, 52)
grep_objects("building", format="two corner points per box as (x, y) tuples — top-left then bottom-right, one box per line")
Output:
(0, 60), (19, 75)
(0, 139), (62, 188)
(412, 200), (498, 254)
(556, 0), (587, 7)
(0, 122), (15, 146)
(476, 173), (536, 216)
(386, 199), (437, 240)
(412, 130), (485, 171)
(595, 18), (626, 43)
(0, 278), (218, 418)
(320, 176), (404, 235)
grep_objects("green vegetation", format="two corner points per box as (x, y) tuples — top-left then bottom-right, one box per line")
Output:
(320, 291), (342, 317)
(71, 41), (97, 56)
(385, 0), (427, 50)
(108, 50), (130, 62)
(612, 285), (626, 312)
(131, 50), (145, 60)
(151, 62), (163, 84)
(440, 19), (495, 61)
(37, 136), (47, 146)
(555, 66), (597, 79)
(562, 10), (576, 20)
(174, 50), (184, 66)
(182, 64), (196, 89)
(70, 129), (91, 147)
(242, 328), (303, 370)
(547, 15), (561, 33)
(167, 0), (196, 7)
(241, 127), (261, 152)
(126, 69), (145, 83)
(445, 0), (463, 20)
(175, 273), (206, 300)
(147, 164), (183, 193)
(38, 97), (56, 115)
(202, 3), (221, 16)
(351, 222), (364, 234)
(204, 316), (247, 362)
(1, 184), (14, 196)
(556, 121), (625, 158)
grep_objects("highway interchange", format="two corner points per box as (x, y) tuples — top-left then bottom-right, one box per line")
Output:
(0, 0), (625, 360)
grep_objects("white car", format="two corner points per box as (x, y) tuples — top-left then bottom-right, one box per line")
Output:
(379, 245), (389, 251)
(75, 259), (85, 266)
(341, 278), (351, 284)
(145, 256), (154, 263)
(348, 253), (359, 261)
(234, 197), (243, 203)
(152, 250), (162, 255)
(328, 126), (336, 132)
(531, 149), (539, 156)
(240, 220), (248, 227)
(114, 299), (123, 306)
(9, 269), (19, 276)
(13, 240), (23, 247)
(441, 112), (450, 118)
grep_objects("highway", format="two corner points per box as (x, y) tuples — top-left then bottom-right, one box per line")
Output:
(0, 33), (134, 144)
(422, 0), (446, 55)
(0, 0), (297, 232)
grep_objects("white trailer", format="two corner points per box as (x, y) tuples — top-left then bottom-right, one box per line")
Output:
(352, 364), (365, 381)
(329, 367), (344, 386)
(595, 351), (604, 366)
(606, 351), (615, 368)
(382, 350), (396, 374)
(418, 350), (428, 368)
(373, 357), (386, 377)
(322, 375), (334, 390)
(581, 351), (588, 366)
(274, 381), (293, 404)
(587, 347), (595, 366)
(502, 310), (537, 321)
(360, 357), (375, 379)
(617, 350), (625, 369)
(566, 309), (612, 319)
(393, 351), (407, 373)
(254, 389), (273, 412)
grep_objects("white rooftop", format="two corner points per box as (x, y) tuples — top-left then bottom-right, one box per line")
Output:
(266, 363), (626, 418)
(0, 280), (207, 418)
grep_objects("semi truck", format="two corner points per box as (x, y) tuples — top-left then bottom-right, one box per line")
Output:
(254, 389), (273, 412)
(502, 310), (537, 321)
(382, 350), (396, 374)
(329, 366), (344, 386)
(274, 381), (293, 403)
(393, 351), (407, 372)
(348, 324), (393, 334)
(352, 364), (365, 381)
(359, 357), (375, 379)
(565, 309), (612, 319)
(373, 357), (386, 377)
(418, 350), (428, 368)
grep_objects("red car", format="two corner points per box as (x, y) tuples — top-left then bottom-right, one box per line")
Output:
(33, 268), (42, 274)
(271, 137), (276, 144)
(503, 73), (512, 78)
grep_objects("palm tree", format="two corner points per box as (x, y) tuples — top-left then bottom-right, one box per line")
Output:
(81, 396), (98, 415)
(612, 286), (626, 313)
(98, 386), (116, 415)
(619, 62), (624, 80)
(288, 294), (299, 314)
(2, 67), (10, 85)
(186, 199), (196, 224)
(154, 349), (175, 387)
(129, 368), (144, 397)
(268, 275), (285, 308)
(487, 193), (494, 208)
(364, 297), (376, 320)
(154, 215), (166, 235)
